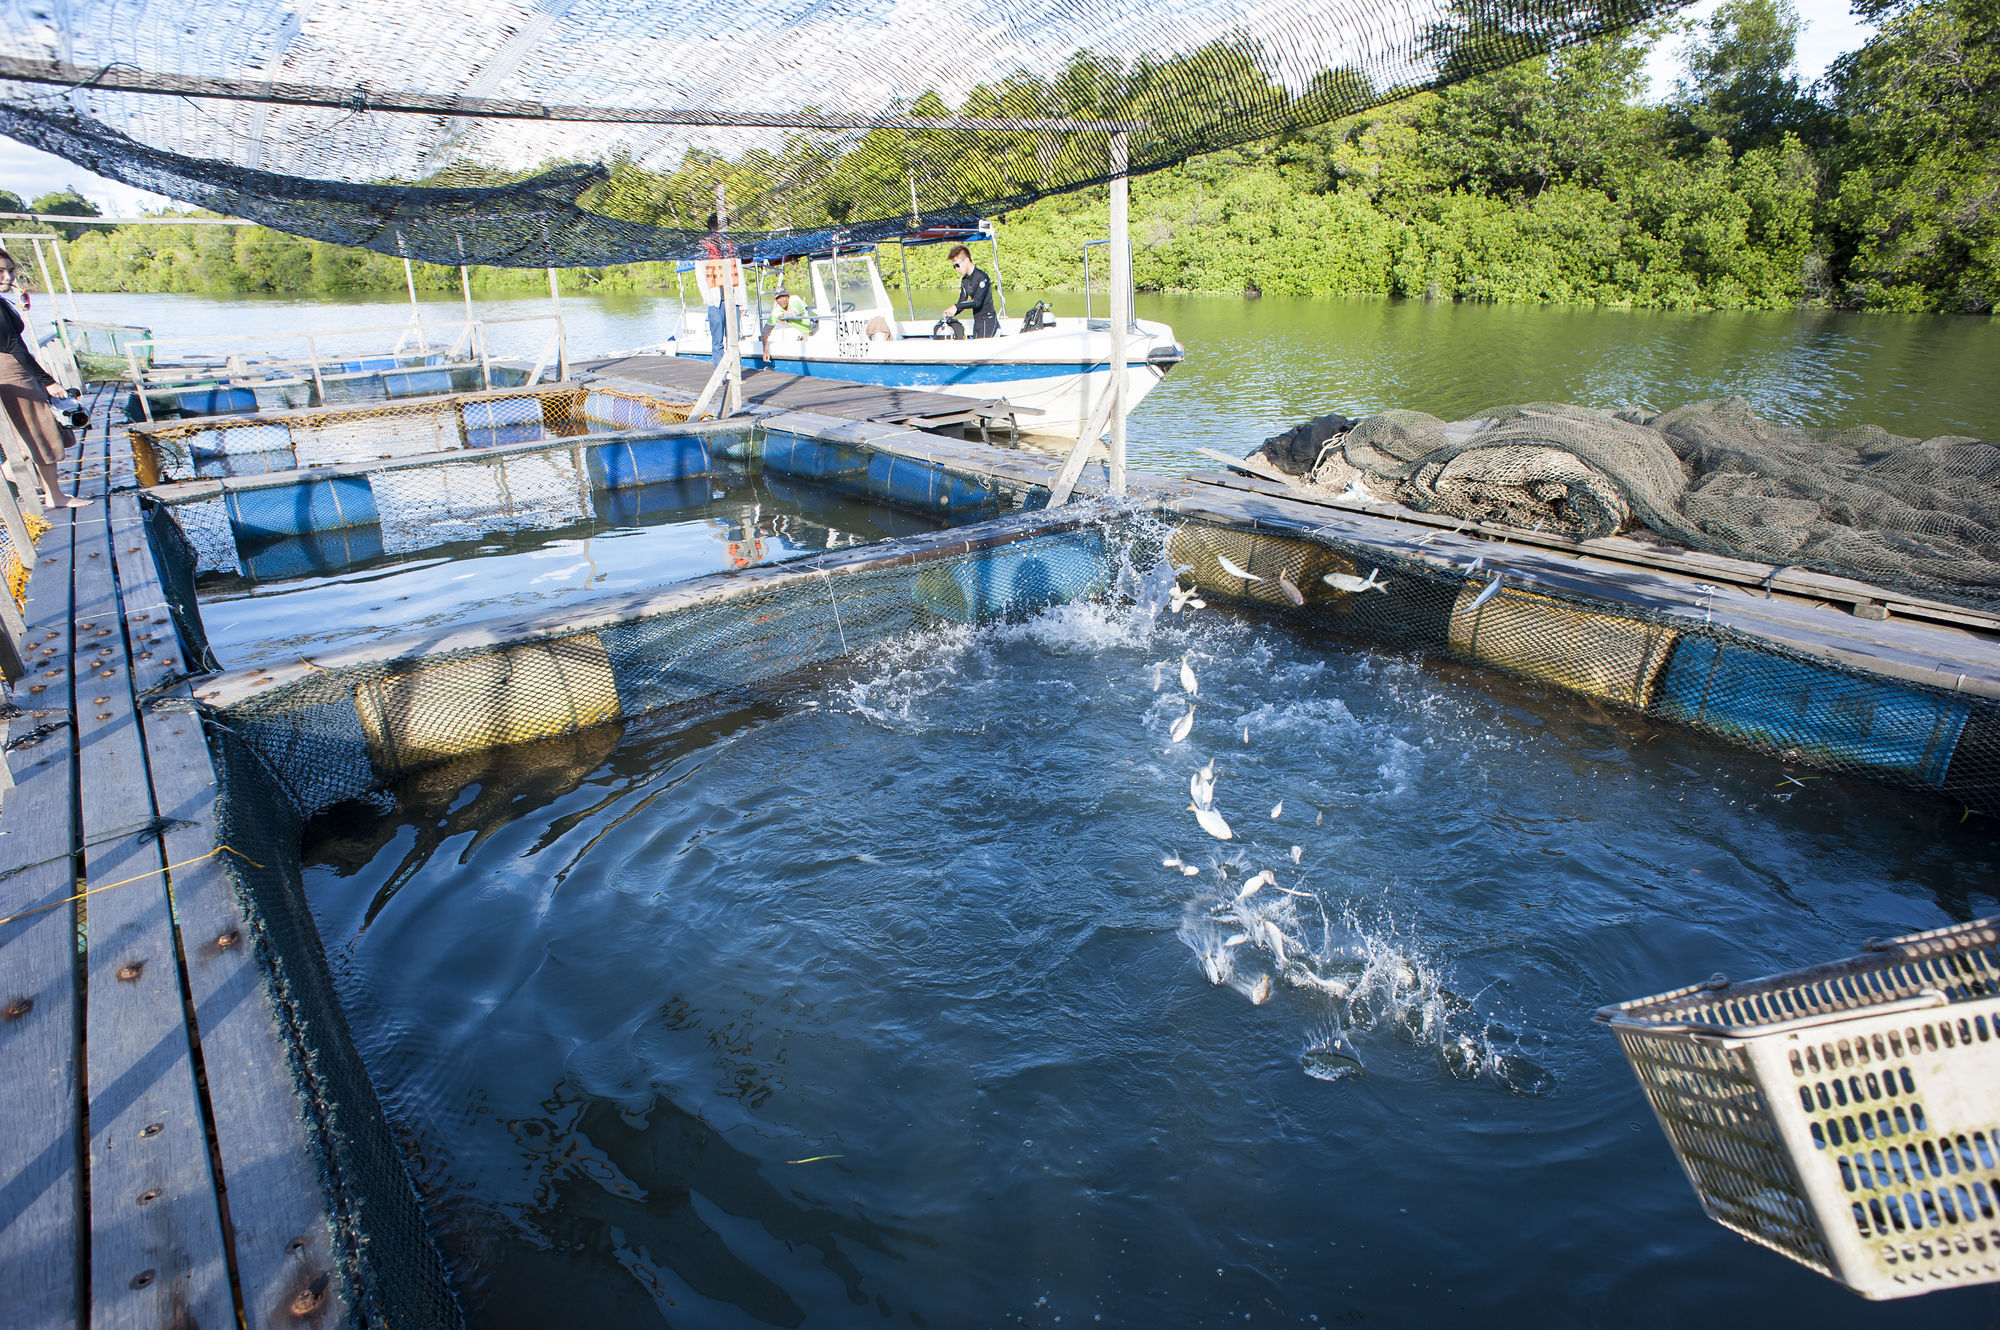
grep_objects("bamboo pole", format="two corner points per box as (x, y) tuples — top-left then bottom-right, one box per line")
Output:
(1108, 130), (1129, 498)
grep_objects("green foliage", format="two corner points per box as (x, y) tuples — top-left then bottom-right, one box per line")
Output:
(20, 8), (1988, 315)
(1822, 0), (1999, 312)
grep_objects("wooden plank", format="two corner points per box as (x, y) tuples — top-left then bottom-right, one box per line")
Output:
(70, 423), (236, 1330)
(0, 460), (81, 1330)
(580, 355), (1014, 425)
(106, 489), (352, 1328)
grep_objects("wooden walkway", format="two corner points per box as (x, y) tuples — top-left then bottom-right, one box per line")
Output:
(0, 388), (347, 1329)
(579, 353), (1021, 430)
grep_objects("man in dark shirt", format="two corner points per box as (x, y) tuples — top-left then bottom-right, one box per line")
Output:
(942, 244), (998, 338)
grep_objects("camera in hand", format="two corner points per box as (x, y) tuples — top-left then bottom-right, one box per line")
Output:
(49, 399), (89, 431)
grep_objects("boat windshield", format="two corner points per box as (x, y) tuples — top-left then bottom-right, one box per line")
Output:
(813, 256), (890, 317)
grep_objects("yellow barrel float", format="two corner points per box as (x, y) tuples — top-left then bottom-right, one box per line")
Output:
(354, 632), (623, 776)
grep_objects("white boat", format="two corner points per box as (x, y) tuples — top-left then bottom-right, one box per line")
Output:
(645, 231), (1184, 441)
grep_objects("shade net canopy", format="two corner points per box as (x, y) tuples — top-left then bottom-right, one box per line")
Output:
(1, 0), (1683, 266)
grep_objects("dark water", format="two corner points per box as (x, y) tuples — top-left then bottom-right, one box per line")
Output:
(299, 571), (2000, 1329)
(73, 290), (1998, 476)
(196, 465), (954, 669)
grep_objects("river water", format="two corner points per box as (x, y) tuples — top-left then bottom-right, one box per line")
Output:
(57, 289), (1998, 473)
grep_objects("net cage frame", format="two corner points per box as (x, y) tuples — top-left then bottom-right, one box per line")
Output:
(131, 465), (2000, 1324)
(0, 0), (1695, 268)
(127, 379), (700, 486)
(1595, 917), (2000, 1300)
(1163, 515), (2000, 814)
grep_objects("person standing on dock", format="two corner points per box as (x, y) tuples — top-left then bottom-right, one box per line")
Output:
(943, 244), (998, 339)
(0, 249), (89, 510)
(698, 214), (745, 364)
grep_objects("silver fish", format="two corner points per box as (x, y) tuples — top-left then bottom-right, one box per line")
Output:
(1290, 845), (1303, 864)
(1224, 933), (1250, 947)
(1262, 922), (1288, 968)
(1180, 655), (1197, 695)
(1190, 766), (1215, 810)
(1270, 799), (1283, 818)
(1466, 555), (1485, 574)
(1190, 804), (1234, 840)
(1162, 854), (1182, 868)
(1235, 870), (1273, 900)
(1246, 974), (1273, 1005)
(1170, 708), (1195, 744)
(1277, 569), (1305, 606)
(1181, 864), (1202, 877)
(1242, 726), (1250, 744)
(1321, 567), (1387, 594)
(1315, 811), (1323, 826)
(1470, 573), (1505, 610)
(1216, 554), (1265, 583)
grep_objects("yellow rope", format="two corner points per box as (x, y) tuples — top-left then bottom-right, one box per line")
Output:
(0, 845), (264, 928)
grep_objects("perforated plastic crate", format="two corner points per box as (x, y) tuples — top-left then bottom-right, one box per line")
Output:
(1596, 917), (2000, 1299)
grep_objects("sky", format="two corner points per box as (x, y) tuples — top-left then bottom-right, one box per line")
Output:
(0, 0), (1878, 221)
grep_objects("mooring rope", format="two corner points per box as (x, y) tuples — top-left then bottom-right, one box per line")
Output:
(0, 845), (264, 928)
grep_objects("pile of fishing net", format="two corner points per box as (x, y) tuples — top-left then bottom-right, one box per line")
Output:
(1254, 398), (2000, 610)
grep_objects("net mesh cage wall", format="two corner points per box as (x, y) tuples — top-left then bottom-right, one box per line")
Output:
(0, 0), (1689, 266)
(128, 381), (696, 487)
(1165, 517), (2000, 814)
(1592, 917), (2000, 1300)
(174, 501), (1121, 1324)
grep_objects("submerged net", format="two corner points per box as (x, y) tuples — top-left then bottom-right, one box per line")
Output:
(0, 0), (1686, 265)
(1272, 399), (2000, 612)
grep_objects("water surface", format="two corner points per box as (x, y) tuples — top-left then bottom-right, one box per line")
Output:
(299, 569), (2000, 1329)
(66, 290), (1998, 475)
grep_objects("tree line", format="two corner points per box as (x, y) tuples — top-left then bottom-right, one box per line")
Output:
(13, 0), (1994, 314)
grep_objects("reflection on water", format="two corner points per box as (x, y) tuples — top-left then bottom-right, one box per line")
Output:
(72, 290), (1997, 477)
(299, 560), (1999, 1329)
(196, 464), (956, 669)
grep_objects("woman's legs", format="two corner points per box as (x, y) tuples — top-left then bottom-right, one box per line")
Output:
(31, 452), (88, 508)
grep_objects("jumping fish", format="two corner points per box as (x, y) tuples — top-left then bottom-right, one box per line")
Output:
(1242, 726), (1250, 744)
(1162, 854), (1182, 868)
(1169, 583), (1201, 614)
(1180, 655), (1198, 695)
(1290, 845), (1303, 864)
(1190, 803), (1234, 840)
(1247, 974), (1273, 1005)
(1261, 922), (1288, 968)
(1182, 864), (1202, 877)
(1224, 933), (1251, 947)
(1236, 870), (1274, 900)
(1191, 767), (1215, 811)
(1170, 708), (1196, 744)
(1216, 554), (1265, 584)
(1470, 573), (1505, 610)
(1277, 569), (1305, 606)
(1322, 568), (1387, 595)
(1315, 811), (1323, 826)
(1270, 799), (1283, 818)
(1466, 555), (1485, 574)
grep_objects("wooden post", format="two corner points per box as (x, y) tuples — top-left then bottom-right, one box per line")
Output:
(716, 183), (741, 417)
(402, 257), (428, 353)
(546, 267), (569, 381)
(1108, 130), (1129, 498)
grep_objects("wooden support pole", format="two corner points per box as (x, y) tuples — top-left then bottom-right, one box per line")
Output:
(716, 182), (741, 417)
(1108, 130), (1129, 498)
(546, 267), (569, 381)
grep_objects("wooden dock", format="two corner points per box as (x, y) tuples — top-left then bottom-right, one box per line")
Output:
(579, 353), (1026, 431)
(0, 387), (349, 1330)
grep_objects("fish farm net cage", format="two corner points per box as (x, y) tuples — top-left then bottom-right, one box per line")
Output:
(128, 382), (695, 486)
(0, 0), (1689, 267)
(1595, 917), (2000, 1300)
(1166, 518), (2000, 816)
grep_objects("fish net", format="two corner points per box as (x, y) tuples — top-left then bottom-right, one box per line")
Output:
(0, 0), (1685, 265)
(129, 382), (694, 485)
(1274, 399), (2000, 613)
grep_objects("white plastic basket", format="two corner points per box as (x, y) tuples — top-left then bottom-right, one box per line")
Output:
(1597, 916), (2000, 1300)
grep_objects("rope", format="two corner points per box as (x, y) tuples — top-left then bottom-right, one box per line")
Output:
(0, 845), (264, 928)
